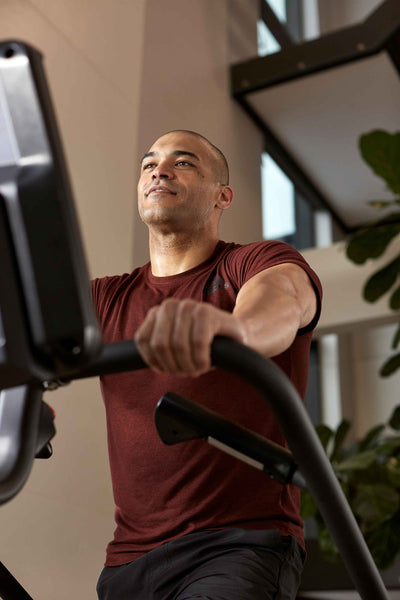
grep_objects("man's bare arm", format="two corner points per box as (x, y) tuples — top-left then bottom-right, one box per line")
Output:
(134, 263), (317, 377)
(233, 262), (317, 359)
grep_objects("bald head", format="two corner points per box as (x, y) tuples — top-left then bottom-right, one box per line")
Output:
(163, 130), (229, 185)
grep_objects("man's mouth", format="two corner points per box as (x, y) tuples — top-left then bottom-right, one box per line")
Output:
(146, 185), (177, 196)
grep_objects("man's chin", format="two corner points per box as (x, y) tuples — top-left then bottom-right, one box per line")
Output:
(140, 205), (188, 224)
(140, 210), (191, 231)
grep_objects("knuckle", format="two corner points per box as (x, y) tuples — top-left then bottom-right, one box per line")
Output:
(178, 300), (194, 315)
(191, 334), (205, 350)
(194, 303), (210, 320)
(152, 338), (168, 353)
(172, 338), (186, 354)
(134, 329), (146, 345)
(148, 304), (160, 315)
(161, 297), (178, 309)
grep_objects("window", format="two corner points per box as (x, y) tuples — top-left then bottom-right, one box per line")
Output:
(257, 19), (280, 56)
(257, 0), (286, 56)
(258, 0), (323, 251)
(261, 152), (295, 241)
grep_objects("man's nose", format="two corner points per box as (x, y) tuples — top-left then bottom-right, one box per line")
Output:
(152, 161), (173, 179)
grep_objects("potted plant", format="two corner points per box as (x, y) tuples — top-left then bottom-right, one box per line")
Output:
(301, 404), (400, 570)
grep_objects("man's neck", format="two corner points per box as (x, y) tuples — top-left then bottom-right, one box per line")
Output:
(149, 232), (220, 276)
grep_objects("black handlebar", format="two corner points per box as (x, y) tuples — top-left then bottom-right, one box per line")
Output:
(71, 338), (147, 379)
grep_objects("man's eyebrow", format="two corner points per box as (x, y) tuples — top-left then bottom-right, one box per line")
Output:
(171, 150), (200, 161)
(140, 150), (200, 164)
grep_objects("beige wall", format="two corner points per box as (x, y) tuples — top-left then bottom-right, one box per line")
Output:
(0, 1), (146, 599)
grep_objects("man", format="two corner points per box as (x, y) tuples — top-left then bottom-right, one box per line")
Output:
(92, 130), (322, 600)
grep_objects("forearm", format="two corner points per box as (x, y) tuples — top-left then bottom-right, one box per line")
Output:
(233, 277), (302, 358)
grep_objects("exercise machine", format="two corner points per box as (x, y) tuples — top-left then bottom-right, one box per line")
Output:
(0, 40), (391, 600)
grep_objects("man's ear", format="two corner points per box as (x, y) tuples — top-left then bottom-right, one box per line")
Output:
(216, 185), (233, 211)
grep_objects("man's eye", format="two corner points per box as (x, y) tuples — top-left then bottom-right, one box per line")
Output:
(176, 160), (192, 167)
(143, 163), (155, 170)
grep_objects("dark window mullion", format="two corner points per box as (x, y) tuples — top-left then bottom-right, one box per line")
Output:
(304, 341), (321, 425)
(260, 0), (296, 48)
(293, 189), (315, 250)
(285, 0), (303, 41)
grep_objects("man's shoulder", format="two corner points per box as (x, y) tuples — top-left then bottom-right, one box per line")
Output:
(218, 239), (300, 264)
(217, 239), (321, 293)
(91, 264), (149, 299)
(220, 238), (296, 251)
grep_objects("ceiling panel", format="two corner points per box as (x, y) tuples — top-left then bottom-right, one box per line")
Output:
(246, 53), (399, 228)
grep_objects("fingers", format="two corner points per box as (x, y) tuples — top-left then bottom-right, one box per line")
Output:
(133, 305), (164, 373)
(188, 305), (215, 374)
(134, 301), (179, 373)
(134, 299), (240, 377)
(170, 301), (204, 374)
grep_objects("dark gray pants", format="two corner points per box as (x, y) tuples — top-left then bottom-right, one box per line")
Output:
(96, 528), (304, 600)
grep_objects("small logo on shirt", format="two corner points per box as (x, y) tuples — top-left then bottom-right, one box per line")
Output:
(205, 276), (230, 296)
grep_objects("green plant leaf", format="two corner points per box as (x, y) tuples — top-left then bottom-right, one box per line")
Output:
(330, 420), (351, 462)
(336, 440), (359, 462)
(315, 424), (333, 452)
(376, 212), (400, 226)
(300, 490), (318, 520)
(360, 130), (400, 194)
(380, 353), (400, 377)
(318, 525), (340, 563)
(346, 220), (400, 265)
(376, 436), (400, 460)
(336, 450), (376, 472)
(387, 458), (400, 487)
(363, 257), (400, 303)
(346, 462), (390, 488)
(365, 514), (400, 570)
(359, 424), (386, 452)
(392, 324), (400, 349)
(389, 405), (400, 430)
(352, 484), (399, 530)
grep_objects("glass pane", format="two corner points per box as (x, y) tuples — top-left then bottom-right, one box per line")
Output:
(267, 0), (286, 22)
(261, 152), (296, 240)
(257, 0), (287, 57)
(257, 19), (280, 56)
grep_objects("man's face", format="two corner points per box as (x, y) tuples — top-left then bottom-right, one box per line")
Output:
(137, 131), (223, 231)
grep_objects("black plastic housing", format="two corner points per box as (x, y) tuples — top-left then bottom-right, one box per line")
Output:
(0, 40), (102, 389)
